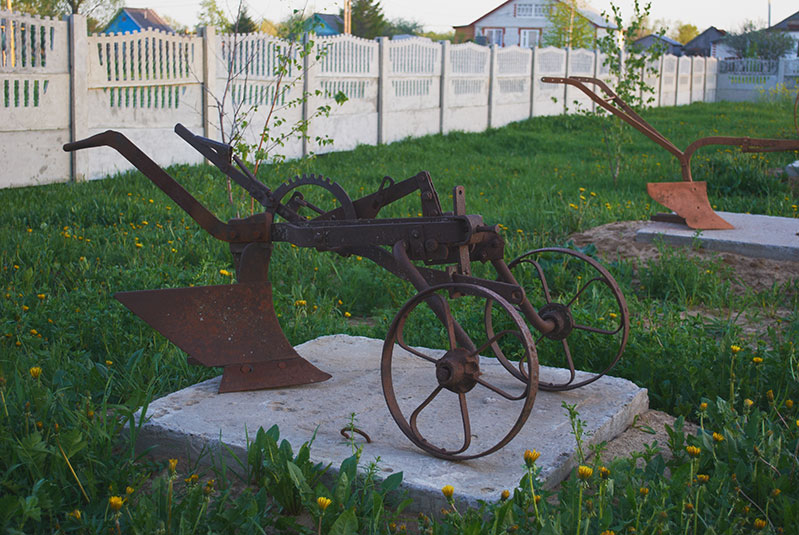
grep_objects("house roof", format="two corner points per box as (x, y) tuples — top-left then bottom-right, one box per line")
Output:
(453, 0), (614, 30)
(768, 9), (799, 31)
(313, 13), (343, 32)
(683, 26), (727, 54)
(633, 34), (682, 47)
(115, 8), (174, 33)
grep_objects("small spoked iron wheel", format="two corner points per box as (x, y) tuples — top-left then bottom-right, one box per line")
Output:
(381, 283), (538, 460)
(487, 248), (629, 391)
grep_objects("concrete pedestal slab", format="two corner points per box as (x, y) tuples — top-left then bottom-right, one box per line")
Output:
(636, 212), (799, 261)
(136, 335), (647, 513)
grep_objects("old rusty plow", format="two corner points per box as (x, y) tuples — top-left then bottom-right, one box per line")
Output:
(64, 126), (630, 460)
(544, 76), (799, 230)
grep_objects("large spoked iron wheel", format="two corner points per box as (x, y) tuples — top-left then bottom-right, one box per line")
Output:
(487, 248), (629, 391)
(381, 283), (538, 460)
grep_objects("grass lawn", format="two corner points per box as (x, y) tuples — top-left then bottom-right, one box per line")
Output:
(1, 98), (797, 533)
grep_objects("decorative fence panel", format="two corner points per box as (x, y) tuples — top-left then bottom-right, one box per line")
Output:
(641, 57), (661, 107)
(214, 32), (303, 160)
(532, 46), (566, 116)
(675, 56), (692, 106)
(659, 55), (678, 106)
(0, 10), (71, 187)
(690, 56), (705, 103)
(716, 59), (780, 102)
(784, 59), (799, 89)
(309, 34), (379, 152)
(443, 42), (490, 133)
(704, 58), (717, 102)
(565, 48), (595, 112)
(492, 45), (532, 127)
(85, 29), (205, 179)
(383, 37), (441, 143)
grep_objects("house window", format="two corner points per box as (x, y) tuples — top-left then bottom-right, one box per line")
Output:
(520, 29), (540, 48)
(534, 3), (550, 16)
(483, 28), (504, 46)
(516, 4), (533, 17)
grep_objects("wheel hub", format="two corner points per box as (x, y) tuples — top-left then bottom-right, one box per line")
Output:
(435, 348), (480, 393)
(539, 302), (575, 340)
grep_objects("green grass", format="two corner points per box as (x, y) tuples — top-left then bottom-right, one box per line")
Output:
(1, 99), (798, 533)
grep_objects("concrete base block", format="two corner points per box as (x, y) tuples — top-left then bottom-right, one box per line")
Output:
(135, 335), (647, 513)
(636, 212), (799, 262)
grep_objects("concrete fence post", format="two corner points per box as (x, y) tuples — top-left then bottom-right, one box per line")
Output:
(777, 58), (787, 87)
(68, 14), (88, 182)
(201, 26), (217, 140)
(487, 44), (498, 128)
(529, 49), (536, 118)
(377, 36), (388, 145)
(439, 40), (450, 134)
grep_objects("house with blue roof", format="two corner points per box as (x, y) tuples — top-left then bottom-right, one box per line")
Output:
(103, 8), (174, 34)
(303, 13), (344, 36)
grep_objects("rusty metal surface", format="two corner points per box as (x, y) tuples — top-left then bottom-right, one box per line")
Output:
(64, 124), (630, 460)
(542, 76), (799, 230)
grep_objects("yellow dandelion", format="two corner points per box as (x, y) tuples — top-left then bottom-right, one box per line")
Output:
(344, 311), (351, 318)
(696, 474), (709, 484)
(219, 269), (231, 277)
(317, 496), (332, 511)
(524, 449), (540, 467)
(730, 345), (742, 354)
(786, 399), (793, 409)
(754, 518), (766, 529)
(752, 357), (763, 364)
(168, 458), (178, 473)
(68, 509), (81, 520)
(22, 305), (29, 311)
(639, 486), (649, 496)
(501, 489), (510, 501)
(598, 466), (610, 478)
(126, 486), (135, 495)
(577, 465), (593, 480)
(699, 402), (707, 411)
(744, 398), (754, 408)
(105, 360), (113, 366)
(30, 329), (38, 336)
(441, 485), (454, 499)
(609, 312), (617, 319)
(29, 366), (42, 379)
(109, 496), (123, 511)
(712, 432), (724, 442)
(135, 243), (143, 248)
(685, 445), (701, 457)
(37, 294), (45, 300)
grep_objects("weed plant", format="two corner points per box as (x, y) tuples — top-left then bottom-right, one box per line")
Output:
(1, 99), (798, 533)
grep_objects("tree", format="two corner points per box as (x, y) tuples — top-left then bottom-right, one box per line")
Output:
(344, 0), (388, 39)
(386, 17), (423, 37)
(259, 18), (278, 36)
(724, 22), (794, 60)
(670, 22), (699, 44)
(197, 0), (230, 32)
(543, 0), (595, 49)
(229, 5), (257, 34)
(14, 0), (121, 29)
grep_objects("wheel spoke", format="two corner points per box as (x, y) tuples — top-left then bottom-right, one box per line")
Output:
(454, 393), (472, 454)
(519, 258), (553, 303)
(396, 335), (439, 364)
(573, 322), (623, 335)
(564, 277), (604, 308)
(475, 375), (528, 400)
(469, 328), (527, 383)
(409, 386), (443, 438)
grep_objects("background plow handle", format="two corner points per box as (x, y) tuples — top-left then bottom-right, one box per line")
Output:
(64, 130), (266, 243)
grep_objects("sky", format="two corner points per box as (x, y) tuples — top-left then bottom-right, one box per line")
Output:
(148, 0), (797, 35)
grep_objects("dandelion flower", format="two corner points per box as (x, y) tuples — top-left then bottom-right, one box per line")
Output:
(754, 518), (767, 529)
(29, 366), (42, 379)
(524, 449), (540, 467)
(598, 466), (610, 479)
(106, 360), (113, 366)
(317, 496), (332, 511)
(577, 465), (593, 480)
(712, 432), (724, 443)
(730, 345), (742, 354)
(752, 357), (763, 364)
(786, 399), (793, 409)
(685, 445), (701, 457)
(135, 243), (143, 249)
(639, 486), (649, 496)
(344, 311), (351, 318)
(699, 402), (707, 411)
(109, 496), (123, 511)
(37, 294), (45, 300)
(219, 269), (231, 277)
(696, 474), (709, 484)
(441, 485), (454, 499)
(744, 399), (754, 408)
(168, 458), (178, 473)
(500, 489), (509, 501)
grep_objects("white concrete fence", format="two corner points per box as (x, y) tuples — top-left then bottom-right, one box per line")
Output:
(716, 58), (799, 102)
(1, 11), (719, 188)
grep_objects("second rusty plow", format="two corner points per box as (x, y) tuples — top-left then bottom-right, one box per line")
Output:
(64, 126), (629, 460)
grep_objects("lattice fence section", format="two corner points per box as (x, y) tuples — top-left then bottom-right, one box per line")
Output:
(641, 57), (661, 107)
(704, 58), (717, 101)
(495, 46), (531, 103)
(676, 56), (691, 105)
(315, 34), (378, 104)
(532, 47), (566, 116)
(1, 10), (67, 110)
(217, 33), (298, 108)
(448, 42), (489, 106)
(565, 48), (595, 111)
(691, 57), (705, 102)
(659, 55), (678, 106)
(386, 37), (440, 111)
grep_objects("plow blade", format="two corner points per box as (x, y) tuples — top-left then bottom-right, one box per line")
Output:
(646, 181), (734, 230)
(115, 282), (331, 393)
